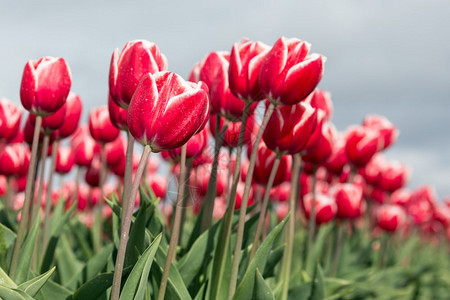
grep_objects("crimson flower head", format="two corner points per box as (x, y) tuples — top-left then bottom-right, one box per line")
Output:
(128, 71), (210, 152)
(105, 135), (126, 167)
(332, 183), (365, 219)
(56, 146), (75, 174)
(259, 37), (325, 105)
(0, 98), (23, 143)
(324, 135), (348, 175)
(377, 204), (406, 233)
(263, 101), (317, 155)
(198, 51), (253, 120)
(377, 160), (410, 193)
(345, 125), (383, 167)
(303, 193), (337, 225)
(40, 102), (67, 134)
(89, 106), (120, 144)
(20, 56), (72, 116)
(304, 89), (333, 121)
(209, 114), (255, 148)
(71, 126), (97, 167)
(58, 92), (83, 139)
(0, 144), (30, 177)
(228, 39), (270, 102)
(109, 40), (168, 109)
(108, 94), (128, 131)
(164, 127), (208, 161)
(302, 120), (336, 164)
(363, 115), (398, 150)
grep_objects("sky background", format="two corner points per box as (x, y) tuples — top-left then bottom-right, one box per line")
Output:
(1, 0), (449, 198)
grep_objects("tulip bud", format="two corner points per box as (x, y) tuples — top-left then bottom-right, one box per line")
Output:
(58, 92), (83, 139)
(109, 40), (168, 109)
(304, 89), (333, 121)
(391, 189), (412, 207)
(105, 135), (126, 167)
(0, 98), (23, 143)
(303, 193), (337, 224)
(228, 39), (270, 102)
(332, 183), (364, 219)
(147, 174), (168, 199)
(108, 94), (128, 131)
(209, 114), (255, 148)
(56, 146), (75, 174)
(324, 135), (348, 175)
(269, 182), (291, 202)
(85, 157), (101, 187)
(89, 106), (120, 144)
(128, 71), (210, 152)
(20, 56), (72, 116)
(71, 126), (97, 167)
(0, 144), (24, 176)
(377, 160), (410, 193)
(259, 37), (325, 105)
(345, 125), (383, 167)
(164, 127), (208, 161)
(263, 101), (317, 155)
(303, 121), (336, 164)
(377, 204), (406, 233)
(363, 115), (398, 150)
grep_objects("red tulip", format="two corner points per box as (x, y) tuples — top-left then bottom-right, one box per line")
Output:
(71, 126), (97, 167)
(85, 157), (101, 187)
(345, 125), (383, 167)
(209, 114), (255, 148)
(332, 183), (364, 219)
(0, 144), (30, 177)
(250, 140), (292, 187)
(391, 188), (412, 207)
(359, 154), (385, 186)
(105, 135), (126, 167)
(0, 175), (6, 196)
(164, 127), (208, 161)
(263, 101), (317, 155)
(199, 51), (252, 120)
(58, 92), (83, 139)
(147, 174), (168, 199)
(0, 98), (23, 142)
(235, 182), (254, 209)
(434, 205), (450, 227)
(89, 106), (120, 144)
(377, 204), (406, 233)
(109, 40), (168, 108)
(111, 153), (140, 178)
(191, 162), (227, 197)
(324, 135), (348, 175)
(363, 115), (398, 150)
(228, 39), (270, 102)
(304, 89), (333, 121)
(128, 71), (209, 152)
(303, 193), (337, 224)
(56, 146), (75, 174)
(269, 182), (291, 202)
(108, 94), (128, 131)
(259, 37), (325, 105)
(377, 160), (410, 193)
(20, 56), (72, 116)
(303, 121), (336, 164)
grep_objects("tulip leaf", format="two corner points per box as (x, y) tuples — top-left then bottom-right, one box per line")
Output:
(306, 224), (333, 275)
(309, 264), (325, 300)
(252, 268), (275, 300)
(0, 285), (34, 300)
(288, 283), (312, 300)
(55, 234), (83, 289)
(34, 279), (72, 300)
(263, 244), (285, 278)
(0, 222), (16, 270)
(119, 234), (161, 300)
(0, 265), (17, 288)
(41, 202), (76, 273)
(233, 215), (289, 300)
(17, 266), (56, 297)
(14, 212), (40, 284)
(125, 201), (150, 267)
(72, 272), (114, 300)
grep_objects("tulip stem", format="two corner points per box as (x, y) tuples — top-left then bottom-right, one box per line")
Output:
(228, 102), (276, 299)
(179, 157), (193, 247)
(224, 147), (234, 203)
(209, 102), (251, 300)
(9, 115), (42, 277)
(31, 134), (49, 230)
(43, 139), (58, 251)
(5, 176), (14, 212)
(111, 145), (151, 300)
(200, 115), (229, 232)
(93, 144), (107, 253)
(158, 144), (188, 300)
(307, 164), (318, 259)
(249, 154), (282, 262)
(279, 153), (301, 300)
(331, 222), (345, 276)
(121, 132), (134, 229)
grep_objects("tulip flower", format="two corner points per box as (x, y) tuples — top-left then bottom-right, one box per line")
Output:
(377, 204), (406, 233)
(377, 160), (410, 193)
(72, 126), (97, 167)
(109, 40), (168, 109)
(164, 128), (208, 161)
(128, 71), (209, 152)
(0, 98), (23, 143)
(146, 174), (168, 199)
(209, 114), (255, 148)
(57, 92), (83, 139)
(332, 183), (365, 219)
(228, 39), (270, 102)
(304, 89), (333, 121)
(303, 193), (337, 225)
(303, 121), (336, 164)
(259, 37), (325, 105)
(108, 94), (128, 131)
(55, 146), (75, 174)
(345, 125), (383, 167)
(263, 101), (317, 155)
(324, 135), (348, 175)
(0, 144), (24, 176)
(89, 106), (120, 144)
(20, 56), (72, 116)
(105, 135), (126, 167)
(363, 115), (398, 150)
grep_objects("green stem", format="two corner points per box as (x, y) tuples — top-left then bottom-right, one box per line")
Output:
(31, 134), (49, 229)
(249, 154), (282, 262)
(279, 153), (301, 300)
(93, 144), (107, 253)
(121, 132), (135, 229)
(179, 157), (193, 247)
(307, 164), (318, 259)
(110, 145), (151, 300)
(331, 222), (345, 276)
(228, 102), (276, 299)
(9, 115), (42, 277)
(200, 115), (229, 232)
(158, 144), (188, 300)
(43, 139), (58, 249)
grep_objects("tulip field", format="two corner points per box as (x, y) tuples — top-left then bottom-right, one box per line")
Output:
(1, 38), (450, 300)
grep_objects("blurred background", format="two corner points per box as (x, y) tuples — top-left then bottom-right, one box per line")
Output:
(1, 0), (449, 198)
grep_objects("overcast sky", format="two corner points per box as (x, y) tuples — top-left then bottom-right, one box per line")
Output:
(1, 0), (449, 198)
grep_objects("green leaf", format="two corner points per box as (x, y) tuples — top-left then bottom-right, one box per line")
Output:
(34, 279), (72, 300)
(309, 264), (325, 300)
(0, 285), (34, 300)
(263, 244), (285, 278)
(0, 222), (16, 270)
(252, 268), (275, 300)
(66, 243), (114, 288)
(306, 224), (332, 275)
(17, 266), (56, 297)
(233, 215), (289, 300)
(14, 212), (40, 284)
(41, 203), (76, 273)
(55, 234), (84, 289)
(0, 265), (17, 288)
(120, 234), (161, 300)
(288, 283), (312, 300)
(72, 272), (114, 300)
(125, 201), (150, 267)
